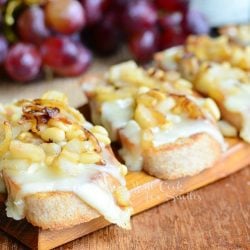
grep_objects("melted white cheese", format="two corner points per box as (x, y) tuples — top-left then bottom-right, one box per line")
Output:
(4, 147), (130, 228)
(152, 119), (226, 150)
(101, 99), (134, 141)
(119, 121), (143, 171)
(118, 118), (226, 172)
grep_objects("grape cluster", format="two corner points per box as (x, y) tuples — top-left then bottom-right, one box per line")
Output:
(0, 0), (209, 82)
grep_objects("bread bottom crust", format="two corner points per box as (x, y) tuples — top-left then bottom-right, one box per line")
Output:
(142, 133), (222, 179)
(25, 192), (100, 230)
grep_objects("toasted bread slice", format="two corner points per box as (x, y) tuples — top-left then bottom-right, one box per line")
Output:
(81, 63), (225, 179)
(0, 91), (131, 230)
(155, 36), (250, 143)
(142, 133), (222, 179)
(25, 192), (99, 230)
(3, 160), (124, 230)
(194, 63), (250, 142)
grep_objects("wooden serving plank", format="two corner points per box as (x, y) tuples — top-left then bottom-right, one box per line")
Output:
(0, 139), (249, 250)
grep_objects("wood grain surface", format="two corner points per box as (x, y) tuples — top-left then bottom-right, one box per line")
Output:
(0, 166), (249, 250)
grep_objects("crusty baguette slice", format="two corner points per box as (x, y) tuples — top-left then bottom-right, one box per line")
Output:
(155, 47), (250, 143)
(193, 63), (250, 142)
(118, 121), (223, 180)
(3, 145), (130, 230)
(3, 173), (100, 230)
(82, 66), (225, 180)
(142, 133), (222, 179)
(0, 91), (131, 230)
(3, 146), (125, 231)
(25, 193), (99, 230)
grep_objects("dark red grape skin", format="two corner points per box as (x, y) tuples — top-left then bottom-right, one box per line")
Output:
(81, 0), (111, 25)
(54, 45), (92, 76)
(122, 0), (157, 34)
(0, 0), (6, 6)
(5, 43), (41, 82)
(82, 11), (121, 56)
(158, 12), (187, 49)
(129, 28), (159, 63)
(0, 36), (8, 64)
(183, 9), (210, 35)
(158, 12), (184, 31)
(45, 0), (86, 35)
(41, 37), (91, 76)
(155, 0), (189, 13)
(17, 6), (50, 45)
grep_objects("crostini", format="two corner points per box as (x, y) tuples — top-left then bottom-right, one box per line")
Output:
(0, 91), (131, 230)
(155, 36), (250, 143)
(82, 62), (226, 179)
(156, 35), (250, 72)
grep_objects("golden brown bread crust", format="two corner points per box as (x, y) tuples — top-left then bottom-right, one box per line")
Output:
(25, 192), (100, 230)
(3, 171), (101, 230)
(142, 133), (222, 179)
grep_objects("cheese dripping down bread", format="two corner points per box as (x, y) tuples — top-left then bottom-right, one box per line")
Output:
(0, 91), (131, 230)
(155, 35), (250, 142)
(82, 61), (226, 179)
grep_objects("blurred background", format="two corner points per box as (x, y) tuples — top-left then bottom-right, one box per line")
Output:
(0, 0), (249, 85)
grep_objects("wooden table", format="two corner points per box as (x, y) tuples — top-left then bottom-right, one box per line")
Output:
(0, 166), (249, 250)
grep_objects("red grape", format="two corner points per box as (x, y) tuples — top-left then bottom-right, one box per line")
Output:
(5, 43), (41, 82)
(81, 0), (111, 25)
(183, 9), (210, 35)
(0, 36), (8, 64)
(159, 12), (184, 30)
(155, 0), (189, 13)
(41, 37), (91, 76)
(45, 0), (85, 35)
(129, 28), (159, 62)
(122, 0), (157, 34)
(17, 6), (50, 45)
(82, 12), (121, 55)
(54, 45), (92, 76)
(112, 0), (128, 8)
(159, 12), (187, 49)
(0, 0), (6, 6)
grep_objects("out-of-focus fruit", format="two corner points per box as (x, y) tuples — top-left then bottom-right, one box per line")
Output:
(129, 28), (159, 62)
(17, 6), (50, 45)
(122, 0), (157, 34)
(41, 37), (91, 76)
(183, 9), (210, 35)
(81, 0), (111, 25)
(159, 12), (186, 49)
(0, 36), (8, 64)
(0, 0), (6, 6)
(112, 0), (127, 9)
(45, 0), (85, 34)
(155, 0), (189, 13)
(54, 45), (91, 76)
(5, 43), (41, 82)
(83, 12), (121, 55)
(159, 12), (183, 31)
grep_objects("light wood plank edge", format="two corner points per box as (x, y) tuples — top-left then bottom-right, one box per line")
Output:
(0, 140), (250, 249)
